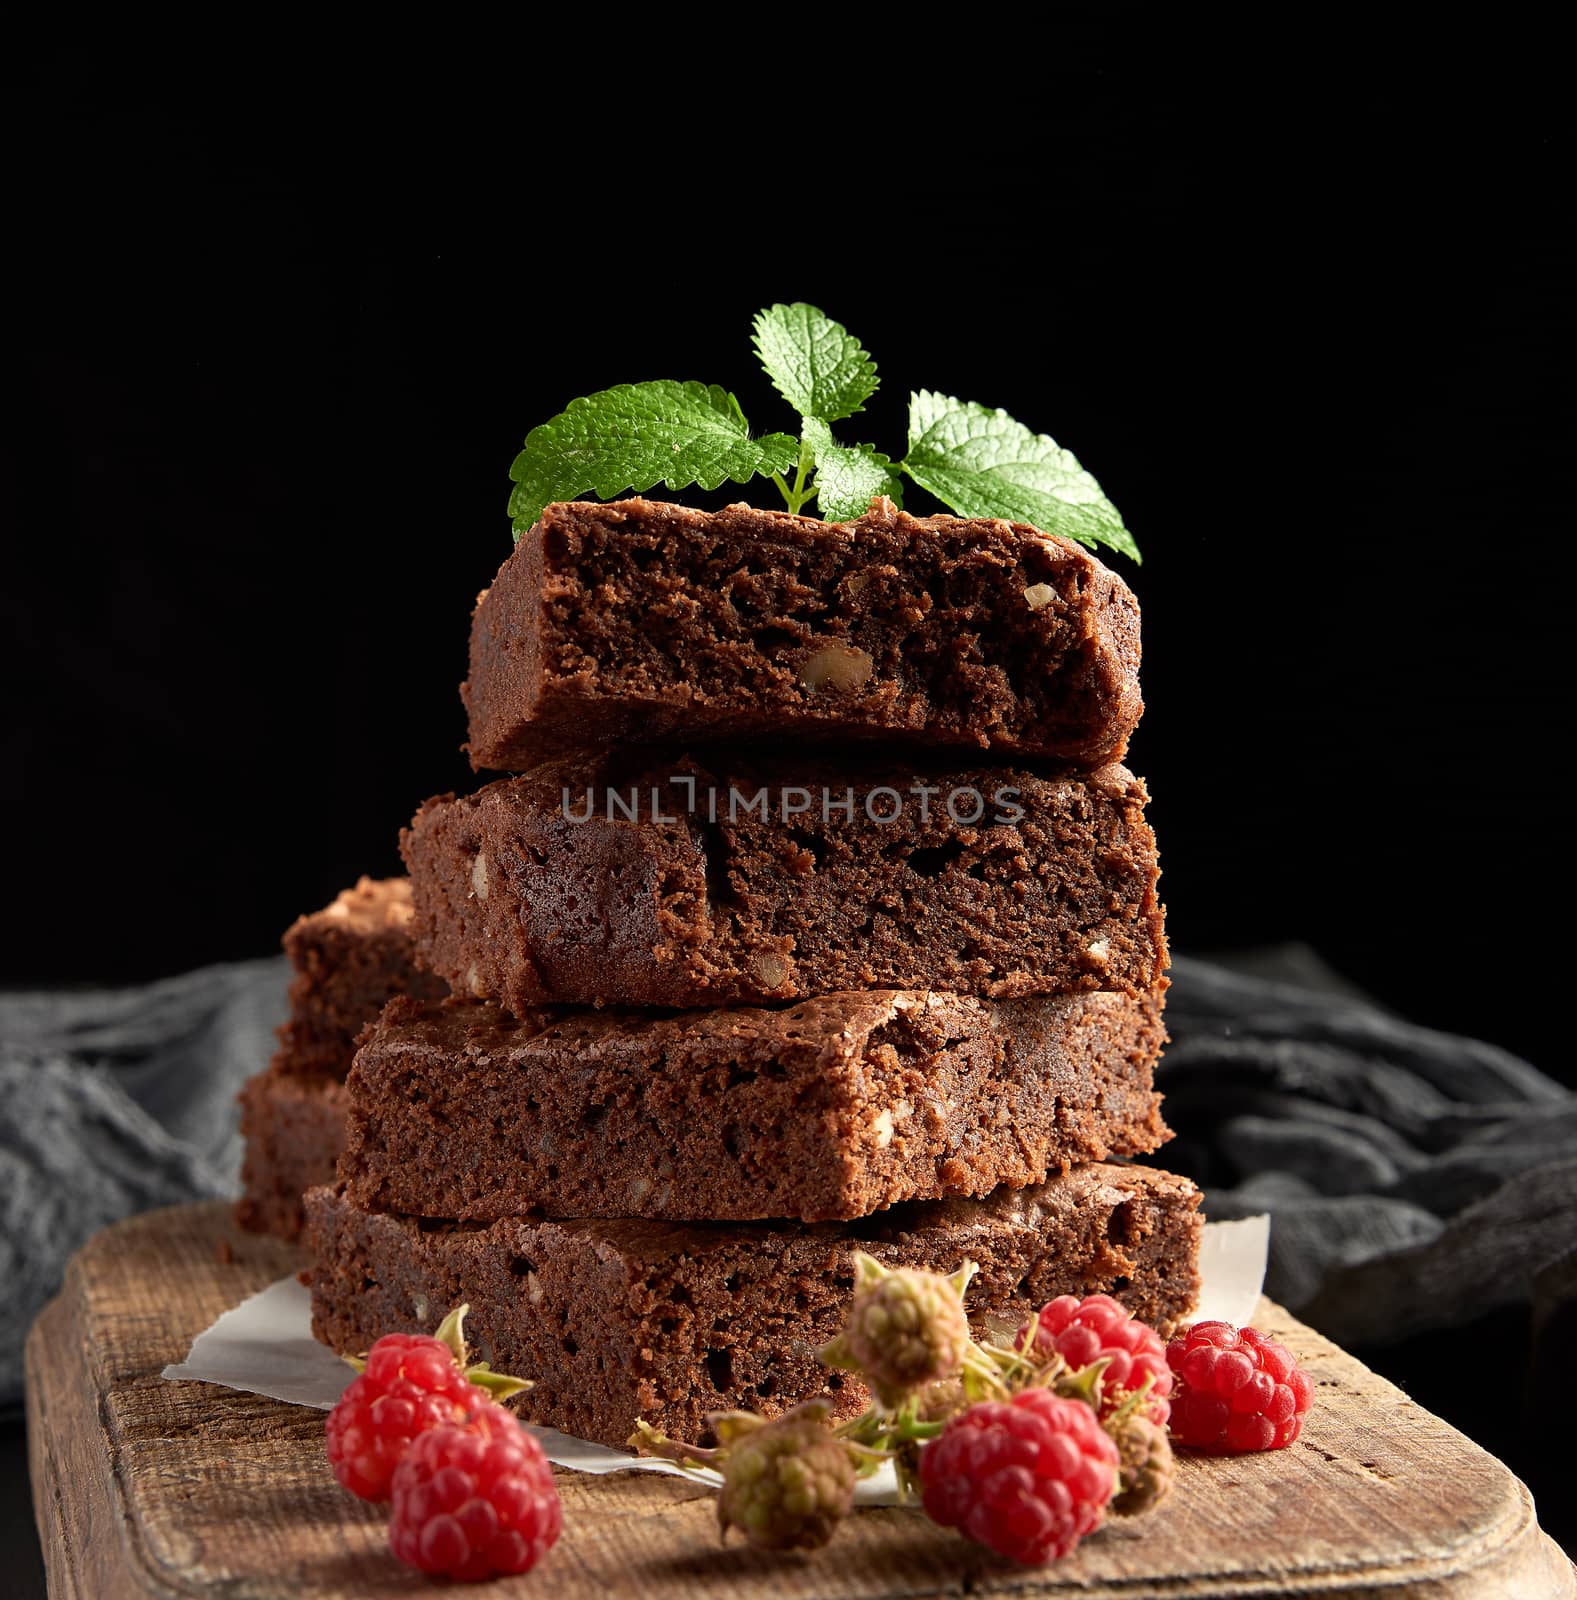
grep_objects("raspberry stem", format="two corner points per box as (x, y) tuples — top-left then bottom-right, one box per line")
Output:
(628, 1419), (723, 1473)
(1104, 1372), (1157, 1431)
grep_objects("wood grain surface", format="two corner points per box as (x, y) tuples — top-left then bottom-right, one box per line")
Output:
(25, 1201), (1575, 1599)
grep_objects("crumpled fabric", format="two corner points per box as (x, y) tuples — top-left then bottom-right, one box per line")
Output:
(0, 959), (287, 1404)
(1159, 950), (1577, 1346)
(1, 946), (1573, 1407)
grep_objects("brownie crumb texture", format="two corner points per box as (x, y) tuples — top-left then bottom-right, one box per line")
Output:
(280, 876), (448, 1074)
(236, 877), (448, 1239)
(306, 1164), (1202, 1448)
(402, 753), (1166, 1012)
(236, 1070), (349, 1240)
(338, 987), (1170, 1223)
(463, 498), (1142, 772)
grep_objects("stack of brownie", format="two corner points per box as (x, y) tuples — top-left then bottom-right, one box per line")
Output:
(304, 496), (1203, 1447)
(236, 877), (445, 1239)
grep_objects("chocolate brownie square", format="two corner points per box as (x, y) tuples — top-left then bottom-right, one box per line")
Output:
(463, 497), (1142, 771)
(306, 1163), (1201, 1447)
(235, 877), (448, 1238)
(402, 752), (1166, 1011)
(236, 1068), (349, 1240)
(279, 876), (447, 1075)
(338, 988), (1170, 1223)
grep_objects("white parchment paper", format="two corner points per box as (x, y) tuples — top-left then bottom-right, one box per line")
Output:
(163, 1215), (1268, 1502)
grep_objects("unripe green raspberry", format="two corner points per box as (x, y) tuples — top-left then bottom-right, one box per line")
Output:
(1110, 1413), (1175, 1516)
(840, 1263), (970, 1409)
(717, 1417), (856, 1551)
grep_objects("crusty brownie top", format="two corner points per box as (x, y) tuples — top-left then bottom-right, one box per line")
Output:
(366, 986), (1154, 1062)
(288, 876), (415, 941)
(357, 985), (1163, 1075)
(380, 1162), (1198, 1266)
(429, 746), (1147, 825)
(364, 987), (986, 1060)
(597, 1164), (1199, 1263)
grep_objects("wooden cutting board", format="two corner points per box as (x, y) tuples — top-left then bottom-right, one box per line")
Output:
(25, 1202), (1574, 1599)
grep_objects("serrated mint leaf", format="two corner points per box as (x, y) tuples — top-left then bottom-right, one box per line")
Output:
(507, 381), (800, 536)
(752, 303), (879, 424)
(801, 418), (902, 521)
(901, 391), (1139, 562)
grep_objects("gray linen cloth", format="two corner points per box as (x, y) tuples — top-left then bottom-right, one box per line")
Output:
(1, 947), (1573, 1407)
(1, 959), (287, 1402)
(1157, 951), (1577, 1346)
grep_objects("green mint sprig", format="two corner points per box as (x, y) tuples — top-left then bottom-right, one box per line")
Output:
(507, 304), (1138, 561)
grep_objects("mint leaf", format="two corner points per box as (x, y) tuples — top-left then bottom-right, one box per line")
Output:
(801, 418), (902, 521)
(507, 381), (799, 536)
(752, 303), (879, 424)
(901, 392), (1139, 562)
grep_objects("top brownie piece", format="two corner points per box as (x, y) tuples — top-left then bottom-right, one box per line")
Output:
(280, 877), (447, 1074)
(462, 497), (1142, 772)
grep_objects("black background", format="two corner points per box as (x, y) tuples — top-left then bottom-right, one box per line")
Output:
(6, 70), (1571, 1084)
(2, 48), (1573, 1582)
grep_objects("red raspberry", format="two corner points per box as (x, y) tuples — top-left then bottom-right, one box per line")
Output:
(326, 1332), (495, 1502)
(1165, 1321), (1313, 1453)
(1016, 1293), (1173, 1424)
(389, 1411), (562, 1581)
(918, 1388), (1119, 1565)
